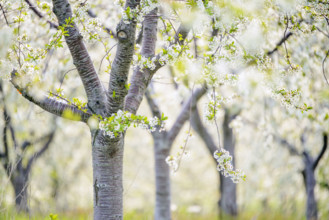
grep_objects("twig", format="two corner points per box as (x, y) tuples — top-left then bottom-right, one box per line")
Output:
(0, 4), (9, 25)
(59, 68), (76, 89)
(24, 0), (58, 29)
(98, 43), (117, 75)
(322, 50), (329, 85)
(283, 15), (294, 70)
(175, 84), (195, 172)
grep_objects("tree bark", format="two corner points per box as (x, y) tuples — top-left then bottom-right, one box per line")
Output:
(11, 171), (29, 213)
(303, 152), (318, 220)
(153, 134), (171, 220)
(219, 110), (237, 217)
(91, 130), (124, 220)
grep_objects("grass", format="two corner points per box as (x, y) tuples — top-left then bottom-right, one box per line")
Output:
(1, 206), (327, 220)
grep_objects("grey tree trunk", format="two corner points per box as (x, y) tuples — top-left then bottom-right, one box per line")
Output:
(190, 107), (238, 217)
(11, 171), (29, 213)
(91, 131), (124, 220)
(153, 134), (171, 220)
(303, 153), (318, 220)
(219, 111), (237, 217)
(145, 85), (206, 220)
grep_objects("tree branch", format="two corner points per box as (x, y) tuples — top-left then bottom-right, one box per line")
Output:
(313, 133), (328, 170)
(124, 8), (158, 114)
(152, 23), (191, 73)
(24, 0), (58, 29)
(0, 3), (9, 26)
(10, 72), (92, 122)
(267, 32), (293, 56)
(86, 9), (117, 39)
(167, 85), (207, 145)
(107, 0), (141, 114)
(272, 134), (300, 156)
(52, 0), (107, 115)
(25, 128), (56, 174)
(174, 24), (190, 45)
(190, 106), (218, 161)
(0, 81), (15, 175)
(1, 109), (10, 173)
(145, 84), (162, 119)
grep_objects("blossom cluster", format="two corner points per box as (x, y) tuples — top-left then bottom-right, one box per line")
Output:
(214, 148), (246, 183)
(133, 54), (157, 70)
(99, 110), (166, 138)
(158, 44), (186, 66)
(271, 87), (301, 110)
(204, 93), (238, 123)
(122, 0), (160, 24)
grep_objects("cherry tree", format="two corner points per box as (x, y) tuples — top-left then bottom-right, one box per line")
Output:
(0, 80), (57, 212)
(2, 0), (329, 219)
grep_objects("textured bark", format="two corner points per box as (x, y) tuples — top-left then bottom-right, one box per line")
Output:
(191, 107), (238, 217)
(167, 86), (206, 145)
(91, 131), (124, 220)
(154, 134), (171, 220)
(11, 171), (29, 213)
(52, 0), (107, 115)
(303, 152), (317, 220)
(10, 72), (92, 122)
(219, 110), (237, 216)
(146, 84), (206, 220)
(125, 8), (158, 114)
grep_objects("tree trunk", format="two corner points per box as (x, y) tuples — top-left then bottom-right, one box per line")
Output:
(303, 153), (318, 220)
(154, 134), (171, 220)
(12, 171), (29, 213)
(219, 111), (237, 217)
(91, 130), (124, 220)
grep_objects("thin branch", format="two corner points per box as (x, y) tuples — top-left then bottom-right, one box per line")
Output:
(190, 106), (218, 161)
(10, 71), (92, 122)
(273, 134), (300, 156)
(312, 133), (328, 170)
(168, 66), (179, 90)
(59, 68), (77, 89)
(322, 50), (329, 85)
(98, 43), (117, 75)
(145, 84), (162, 119)
(21, 141), (32, 151)
(0, 4), (9, 25)
(315, 26), (329, 39)
(167, 85), (207, 145)
(25, 128), (56, 174)
(283, 15), (293, 69)
(267, 32), (293, 56)
(86, 9), (117, 39)
(24, 0), (58, 29)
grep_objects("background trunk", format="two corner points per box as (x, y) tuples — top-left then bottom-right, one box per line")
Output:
(219, 111), (237, 217)
(303, 154), (318, 220)
(12, 171), (29, 213)
(154, 134), (171, 220)
(92, 130), (124, 220)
